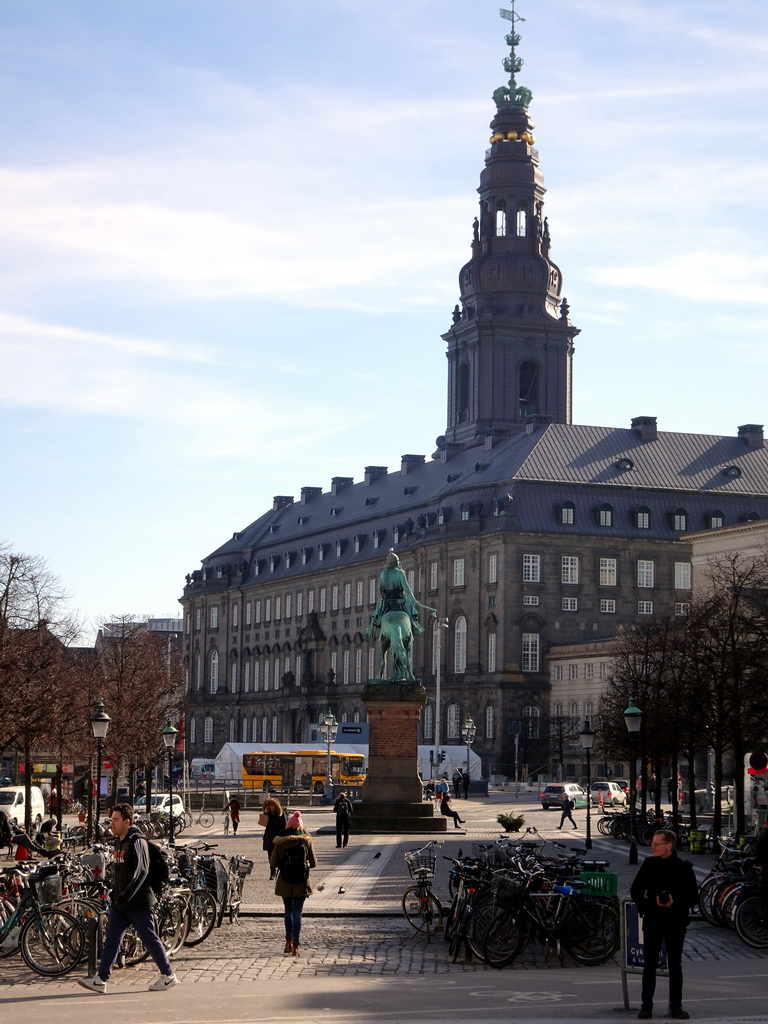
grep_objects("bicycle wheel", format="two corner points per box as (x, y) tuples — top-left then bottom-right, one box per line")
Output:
(564, 901), (620, 965)
(198, 811), (215, 829)
(20, 908), (84, 976)
(0, 903), (20, 959)
(121, 925), (149, 965)
(229, 876), (244, 925)
(449, 901), (471, 962)
(734, 894), (768, 949)
(184, 889), (218, 946)
(698, 875), (724, 926)
(482, 909), (527, 968)
(402, 885), (441, 938)
(157, 899), (188, 954)
(443, 892), (460, 943)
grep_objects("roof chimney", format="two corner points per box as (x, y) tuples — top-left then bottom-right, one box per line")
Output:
(631, 416), (658, 442)
(738, 424), (764, 449)
(331, 476), (354, 496)
(400, 454), (425, 475)
(364, 465), (388, 485)
(272, 495), (294, 510)
(300, 486), (322, 504)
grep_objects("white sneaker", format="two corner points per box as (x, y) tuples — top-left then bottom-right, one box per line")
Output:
(77, 976), (107, 995)
(148, 972), (179, 991)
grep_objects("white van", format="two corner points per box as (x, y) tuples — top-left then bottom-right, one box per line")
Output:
(132, 793), (185, 817)
(0, 785), (45, 828)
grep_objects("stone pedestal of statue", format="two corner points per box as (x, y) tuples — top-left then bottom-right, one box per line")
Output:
(353, 679), (447, 833)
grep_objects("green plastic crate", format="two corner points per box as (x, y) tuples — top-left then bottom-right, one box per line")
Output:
(579, 870), (618, 897)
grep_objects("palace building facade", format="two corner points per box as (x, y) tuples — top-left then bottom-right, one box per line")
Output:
(180, 17), (768, 779)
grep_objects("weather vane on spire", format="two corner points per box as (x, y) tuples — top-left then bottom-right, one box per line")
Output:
(494, 2), (533, 110)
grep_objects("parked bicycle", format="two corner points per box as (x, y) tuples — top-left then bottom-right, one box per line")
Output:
(0, 862), (85, 975)
(402, 840), (443, 941)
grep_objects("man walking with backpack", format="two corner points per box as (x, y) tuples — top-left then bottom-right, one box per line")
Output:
(77, 802), (178, 994)
(270, 810), (316, 957)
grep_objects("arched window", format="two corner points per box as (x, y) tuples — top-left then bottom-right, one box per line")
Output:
(454, 616), (467, 674)
(230, 660), (238, 692)
(423, 703), (434, 740)
(596, 503), (614, 527)
(516, 204), (527, 237)
(446, 703), (461, 739)
(240, 718), (247, 743)
(271, 715), (278, 743)
(261, 716), (268, 742)
(353, 710), (361, 723)
(708, 510), (724, 529)
(518, 360), (539, 415)
(559, 501), (576, 525)
(635, 505), (651, 529)
(229, 718), (235, 742)
(189, 717), (196, 744)
(209, 651), (219, 694)
(522, 706), (540, 739)
(203, 716), (213, 743)
(485, 705), (495, 739)
(671, 508), (687, 531)
(496, 205), (506, 236)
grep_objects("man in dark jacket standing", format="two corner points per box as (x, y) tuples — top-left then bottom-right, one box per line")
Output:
(630, 829), (698, 1020)
(76, 803), (178, 994)
(333, 791), (353, 848)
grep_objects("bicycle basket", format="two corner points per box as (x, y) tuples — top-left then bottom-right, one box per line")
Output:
(405, 850), (436, 879)
(235, 857), (254, 877)
(31, 869), (63, 904)
(491, 874), (526, 910)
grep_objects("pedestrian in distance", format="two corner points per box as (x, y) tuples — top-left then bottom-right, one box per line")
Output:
(435, 774), (450, 801)
(557, 795), (578, 830)
(270, 810), (316, 957)
(452, 769), (462, 799)
(439, 792), (466, 829)
(424, 779), (436, 801)
(76, 803), (178, 995)
(261, 796), (286, 880)
(630, 829), (699, 1020)
(461, 770), (471, 799)
(227, 795), (241, 835)
(333, 790), (353, 848)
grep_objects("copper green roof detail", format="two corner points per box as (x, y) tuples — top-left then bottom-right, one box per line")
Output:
(494, 3), (532, 110)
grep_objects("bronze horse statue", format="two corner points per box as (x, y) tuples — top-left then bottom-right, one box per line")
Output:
(377, 609), (416, 681)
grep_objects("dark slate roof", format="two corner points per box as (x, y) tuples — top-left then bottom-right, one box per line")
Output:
(195, 421), (768, 584)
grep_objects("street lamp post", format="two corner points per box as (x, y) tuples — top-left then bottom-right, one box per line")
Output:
(623, 697), (643, 865)
(90, 698), (111, 843)
(579, 718), (596, 851)
(161, 721), (179, 847)
(319, 709), (338, 803)
(461, 715), (476, 784)
(433, 617), (449, 773)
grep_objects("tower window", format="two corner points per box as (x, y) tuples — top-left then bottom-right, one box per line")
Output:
(496, 207), (506, 236)
(518, 360), (539, 416)
(516, 206), (527, 237)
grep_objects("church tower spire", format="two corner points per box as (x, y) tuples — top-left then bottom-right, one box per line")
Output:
(440, 4), (579, 450)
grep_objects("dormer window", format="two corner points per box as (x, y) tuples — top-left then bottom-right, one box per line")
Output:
(354, 534), (363, 553)
(615, 457), (634, 472)
(254, 560), (263, 577)
(437, 506), (451, 525)
(335, 539), (343, 557)
(460, 504), (471, 521)
(392, 526), (400, 544)
(742, 511), (761, 523)
(318, 543), (328, 561)
(330, 507), (342, 517)
(216, 566), (223, 579)
(301, 547), (309, 565)
(268, 556), (277, 573)
(635, 506), (651, 529)
(373, 530), (381, 549)
(559, 501), (575, 525)
(671, 508), (688, 531)
(708, 510), (724, 530)
(596, 503), (613, 527)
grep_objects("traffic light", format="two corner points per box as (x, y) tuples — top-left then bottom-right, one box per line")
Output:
(439, 750), (447, 763)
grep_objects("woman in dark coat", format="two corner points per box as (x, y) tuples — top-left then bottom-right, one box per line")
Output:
(262, 796), (287, 879)
(269, 811), (316, 956)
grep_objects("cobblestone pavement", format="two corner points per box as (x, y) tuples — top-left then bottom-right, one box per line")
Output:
(1, 793), (764, 991)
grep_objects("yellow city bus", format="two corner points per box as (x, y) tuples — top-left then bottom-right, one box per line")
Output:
(242, 749), (366, 794)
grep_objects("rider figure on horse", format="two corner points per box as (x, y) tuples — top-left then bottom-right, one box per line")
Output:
(366, 551), (436, 680)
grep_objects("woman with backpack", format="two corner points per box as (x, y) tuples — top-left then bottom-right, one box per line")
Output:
(261, 796), (287, 879)
(269, 810), (316, 957)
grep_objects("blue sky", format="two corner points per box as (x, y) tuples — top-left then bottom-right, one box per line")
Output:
(2, 0), (766, 640)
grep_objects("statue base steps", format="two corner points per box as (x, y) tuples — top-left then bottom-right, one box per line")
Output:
(351, 801), (448, 834)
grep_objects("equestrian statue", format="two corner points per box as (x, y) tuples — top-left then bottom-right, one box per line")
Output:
(366, 551), (436, 682)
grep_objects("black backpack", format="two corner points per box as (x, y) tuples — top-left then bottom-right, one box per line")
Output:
(145, 839), (170, 895)
(279, 842), (309, 885)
